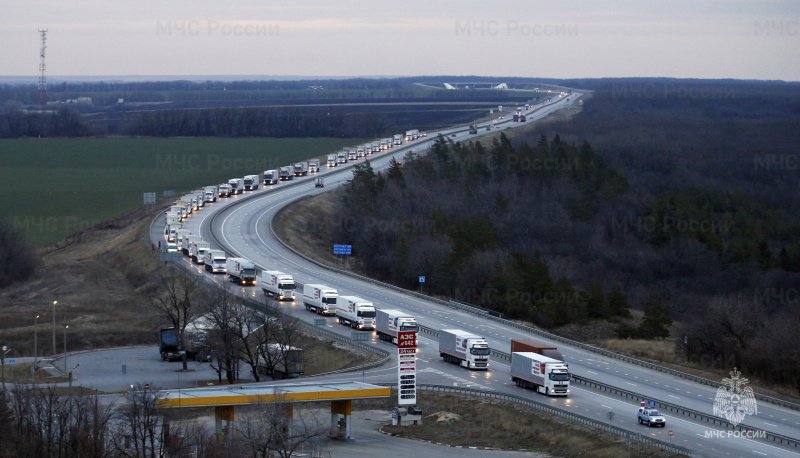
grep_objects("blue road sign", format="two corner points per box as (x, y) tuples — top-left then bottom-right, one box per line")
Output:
(333, 244), (352, 255)
(419, 275), (426, 284)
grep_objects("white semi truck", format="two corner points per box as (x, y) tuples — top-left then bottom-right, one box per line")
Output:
(218, 183), (232, 198)
(279, 166), (294, 181)
(243, 174), (260, 191)
(203, 186), (217, 203)
(203, 250), (227, 273)
(182, 235), (200, 256)
(335, 295), (376, 330)
(293, 162), (309, 177)
(308, 160), (320, 173)
(260, 271), (296, 301)
(393, 134), (403, 145)
(302, 284), (337, 315)
(228, 178), (244, 194)
(336, 151), (347, 164)
(404, 129), (420, 141)
(189, 240), (210, 264)
(347, 149), (357, 161)
(226, 257), (257, 286)
(511, 352), (570, 396)
(327, 155), (337, 167)
(263, 169), (279, 185)
(438, 329), (490, 370)
(375, 309), (418, 345)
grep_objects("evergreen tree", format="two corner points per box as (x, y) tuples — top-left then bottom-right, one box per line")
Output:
(640, 298), (672, 338)
(608, 285), (632, 318)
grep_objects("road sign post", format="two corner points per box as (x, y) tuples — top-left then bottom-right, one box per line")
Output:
(397, 330), (417, 406)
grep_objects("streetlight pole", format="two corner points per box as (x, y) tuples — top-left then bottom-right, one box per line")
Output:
(1, 345), (10, 391)
(52, 299), (58, 356)
(33, 314), (40, 381)
(63, 324), (69, 374)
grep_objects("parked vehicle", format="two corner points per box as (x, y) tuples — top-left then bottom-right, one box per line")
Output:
(263, 169), (279, 185)
(226, 257), (257, 286)
(256, 343), (304, 379)
(511, 352), (570, 396)
(510, 338), (565, 362)
(279, 166), (294, 181)
(335, 295), (376, 330)
(293, 162), (309, 177)
(314, 177), (324, 188)
(203, 250), (227, 273)
(308, 160), (320, 173)
(376, 309), (418, 345)
(438, 329), (489, 370)
(260, 270), (296, 301)
(159, 323), (211, 362)
(244, 174), (260, 191)
(228, 178), (244, 194)
(302, 284), (337, 315)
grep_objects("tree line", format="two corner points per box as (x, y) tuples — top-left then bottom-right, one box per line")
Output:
(330, 131), (799, 391)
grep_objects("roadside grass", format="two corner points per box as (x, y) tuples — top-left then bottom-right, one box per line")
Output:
(0, 362), (69, 384)
(0, 137), (366, 246)
(354, 392), (679, 457)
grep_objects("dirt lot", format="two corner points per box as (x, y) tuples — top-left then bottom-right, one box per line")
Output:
(354, 391), (678, 457)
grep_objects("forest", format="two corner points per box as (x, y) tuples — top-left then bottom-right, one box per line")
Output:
(335, 122), (800, 389)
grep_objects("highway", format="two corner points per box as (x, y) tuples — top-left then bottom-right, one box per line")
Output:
(155, 94), (800, 457)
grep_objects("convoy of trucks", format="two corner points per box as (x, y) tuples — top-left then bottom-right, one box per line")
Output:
(243, 174), (260, 191)
(404, 129), (420, 141)
(293, 162), (309, 177)
(302, 284), (337, 315)
(335, 295), (376, 330)
(203, 250), (227, 273)
(260, 271), (296, 301)
(438, 329), (490, 370)
(188, 240), (210, 264)
(511, 352), (570, 396)
(376, 309), (418, 345)
(228, 178), (244, 194)
(226, 257), (257, 286)
(279, 166), (294, 181)
(218, 183), (232, 197)
(263, 169), (279, 185)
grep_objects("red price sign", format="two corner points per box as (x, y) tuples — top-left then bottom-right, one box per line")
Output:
(398, 331), (417, 349)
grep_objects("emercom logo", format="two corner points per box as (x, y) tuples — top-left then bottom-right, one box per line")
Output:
(713, 368), (758, 426)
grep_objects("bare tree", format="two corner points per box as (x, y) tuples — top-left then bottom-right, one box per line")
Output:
(206, 288), (243, 384)
(235, 398), (326, 458)
(152, 267), (202, 370)
(114, 384), (163, 458)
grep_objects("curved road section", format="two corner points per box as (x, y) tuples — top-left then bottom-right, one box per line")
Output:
(159, 94), (800, 458)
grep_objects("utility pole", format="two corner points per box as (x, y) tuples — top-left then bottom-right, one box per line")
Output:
(52, 299), (57, 356)
(38, 28), (48, 112)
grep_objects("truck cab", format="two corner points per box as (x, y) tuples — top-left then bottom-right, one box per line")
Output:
(637, 407), (666, 427)
(327, 155), (337, 167)
(263, 170), (279, 185)
(279, 166), (294, 181)
(243, 174), (259, 191)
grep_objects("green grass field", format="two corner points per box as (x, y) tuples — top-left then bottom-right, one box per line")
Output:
(0, 137), (366, 246)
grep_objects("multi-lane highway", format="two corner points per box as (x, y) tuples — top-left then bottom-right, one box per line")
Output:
(154, 94), (800, 457)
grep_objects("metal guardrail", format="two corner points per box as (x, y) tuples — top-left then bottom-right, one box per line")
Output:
(571, 375), (799, 449)
(267, 212), (800, 412)
(377, 383), (691, 456)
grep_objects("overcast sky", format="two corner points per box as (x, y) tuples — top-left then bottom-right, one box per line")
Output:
(1, 0), (798, 80)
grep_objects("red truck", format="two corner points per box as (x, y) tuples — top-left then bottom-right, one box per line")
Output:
(511, 338), (565, 362)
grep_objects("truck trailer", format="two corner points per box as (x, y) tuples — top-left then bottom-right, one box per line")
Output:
(293, 162), (309, 177)
(228, 178), (244, 195)
(302, 283), (337, 315)
(335, 295), (376, 330)
(510, 338), (565, 362)
(218, 183), (232, 198)
(260, 270), (296, 301)
(327, 155), (337, 167)
(438, 329), (489, 370)
(511, 352), (570, 396)
(375, 309), (418, 345)
(279, 166), (294, 181)
(226, 257), (257, 286)
(308, 160), (320, 173)
(393, 134), (403, 145)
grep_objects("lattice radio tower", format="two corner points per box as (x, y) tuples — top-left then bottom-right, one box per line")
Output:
(38, 28), (48, 112)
